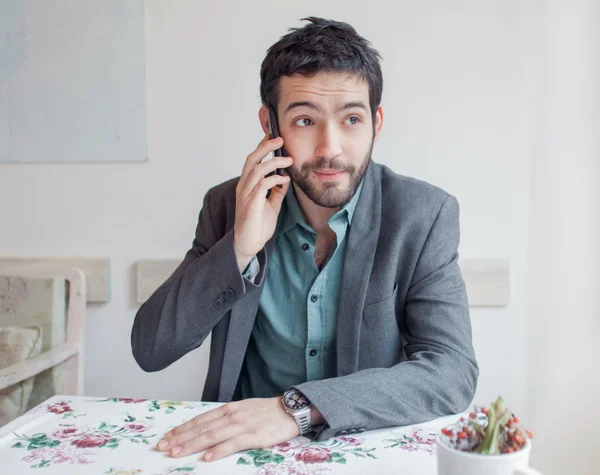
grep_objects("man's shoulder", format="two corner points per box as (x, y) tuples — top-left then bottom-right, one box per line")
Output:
(206, 176), (240, 203)
(374, 162), (452, 211)
(197, 177), (240, 231)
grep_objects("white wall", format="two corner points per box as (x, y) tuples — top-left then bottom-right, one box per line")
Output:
(5, 1), (593, 472)
(528, 1), (600, 473)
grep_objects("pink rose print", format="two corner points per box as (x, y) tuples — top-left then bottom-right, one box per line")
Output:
(22, 447), (94, 465)
(47, 402), (73, 414)
(337, 436), (361, 446)
(124, 423), (149, 433)
(383, 429), (437, 455)
(257, 460), (331, 474)
(295, 447), (332, 464)
(117, 398), (148, 404)
(274, 438), (309, 453)
(22, 447), (53, 464)
(71, 434), (112, 449)
(52, 427), (87, 439)
(412, 429), (436, 445)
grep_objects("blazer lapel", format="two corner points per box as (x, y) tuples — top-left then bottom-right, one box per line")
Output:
(336, 161), (381, 376)
(218, 238), (276, 401)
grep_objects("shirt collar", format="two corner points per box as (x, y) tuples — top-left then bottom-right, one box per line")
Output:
(276, 178), (364, 236)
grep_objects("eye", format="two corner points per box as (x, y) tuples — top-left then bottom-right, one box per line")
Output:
(294, 118), (313, 127)
(344, 116), (361, 126)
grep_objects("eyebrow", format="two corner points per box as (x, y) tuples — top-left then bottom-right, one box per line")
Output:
(283, 100), (368, 114)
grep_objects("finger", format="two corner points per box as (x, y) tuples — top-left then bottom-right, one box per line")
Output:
(166, 405), (229, 439)
(170, 423), (245, 458)
(241, 157), (292, 199)
(267, 175), (291, 209)
(248, 174), (290, 202)
(159, 412), (232, 451)
(203, 433), (257, 462)
(240, 137), (284, 183)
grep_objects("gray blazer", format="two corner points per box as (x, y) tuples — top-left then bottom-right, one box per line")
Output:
(131, 160), (478, 441)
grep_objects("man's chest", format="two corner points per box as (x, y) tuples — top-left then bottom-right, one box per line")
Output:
(313, 229), (337, 270)
(257, 230), (347, 338)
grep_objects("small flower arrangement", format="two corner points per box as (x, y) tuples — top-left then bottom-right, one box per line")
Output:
(439, 396), (534, 455)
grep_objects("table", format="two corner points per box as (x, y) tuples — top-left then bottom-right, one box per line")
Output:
(0, 395), (462, 474)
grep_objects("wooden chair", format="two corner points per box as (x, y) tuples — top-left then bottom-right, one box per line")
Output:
(0, 264), (86, 422)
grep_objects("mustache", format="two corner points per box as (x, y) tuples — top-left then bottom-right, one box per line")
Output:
(301, 157), (355, 174)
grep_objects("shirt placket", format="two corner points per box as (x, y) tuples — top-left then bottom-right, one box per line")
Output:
(305, 268), (325, 381)
(297, 224), (317, 382)
(303, 216), (345, 382)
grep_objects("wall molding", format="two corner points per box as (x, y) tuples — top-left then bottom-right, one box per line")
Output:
(136, 258), (510, 307)
(459, 258), (510, 306)
(0, 257), (110, 303)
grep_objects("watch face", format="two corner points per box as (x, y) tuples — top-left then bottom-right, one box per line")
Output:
(284, 390), (310, 410)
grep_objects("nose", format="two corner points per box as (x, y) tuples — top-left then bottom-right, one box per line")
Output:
(314, 122), (343, 160)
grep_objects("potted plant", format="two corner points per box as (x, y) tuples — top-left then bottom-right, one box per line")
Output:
(436, 396), (541, 475)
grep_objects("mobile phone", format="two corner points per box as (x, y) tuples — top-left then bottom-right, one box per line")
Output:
(266, 106), (285, 188)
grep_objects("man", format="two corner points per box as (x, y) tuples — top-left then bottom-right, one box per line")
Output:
(131, 17), (478, 462)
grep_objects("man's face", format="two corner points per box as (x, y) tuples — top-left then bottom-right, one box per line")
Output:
(273, 71), (383, 209)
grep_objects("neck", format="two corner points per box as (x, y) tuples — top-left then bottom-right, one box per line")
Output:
(293, 184), (340, 233)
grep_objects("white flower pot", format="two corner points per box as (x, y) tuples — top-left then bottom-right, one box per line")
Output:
(436, 434), (542, 475)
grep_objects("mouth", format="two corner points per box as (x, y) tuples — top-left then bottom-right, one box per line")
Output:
(313, 169), (345, 181)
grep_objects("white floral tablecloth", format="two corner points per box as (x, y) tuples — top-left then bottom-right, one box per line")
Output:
(0, 395), (462, 474)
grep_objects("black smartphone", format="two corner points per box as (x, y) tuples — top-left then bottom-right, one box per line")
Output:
(266, 106), (285, 188)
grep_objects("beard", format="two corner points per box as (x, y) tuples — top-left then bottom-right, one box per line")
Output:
(286, 140), (373, 209)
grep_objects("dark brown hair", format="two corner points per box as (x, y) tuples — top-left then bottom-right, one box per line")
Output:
(260, 17), (383, 122)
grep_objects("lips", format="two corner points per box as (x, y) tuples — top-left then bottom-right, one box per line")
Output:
(314, 169), (344, 181)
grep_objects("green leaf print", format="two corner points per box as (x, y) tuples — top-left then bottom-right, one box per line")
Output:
(255, 452), (284, 466)
(27, 435), (60, 451)
(30, 459), (51, 469)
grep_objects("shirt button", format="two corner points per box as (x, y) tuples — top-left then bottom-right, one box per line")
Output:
(309, 349), (317, 357)
(310, 294), (318, 303)
(302, 243), (309, 251)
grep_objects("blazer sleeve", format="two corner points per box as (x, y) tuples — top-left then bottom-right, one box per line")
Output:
(130, 188), (268, 372)
(295, 195), (479, 440)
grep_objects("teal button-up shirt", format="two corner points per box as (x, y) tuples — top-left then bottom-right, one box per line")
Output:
(237, 181), (363, 399)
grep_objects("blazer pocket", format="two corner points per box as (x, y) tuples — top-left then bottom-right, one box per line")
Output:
(363, 285), (398, 321)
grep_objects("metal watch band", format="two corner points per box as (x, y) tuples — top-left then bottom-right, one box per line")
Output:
(296, 409), (312, 435)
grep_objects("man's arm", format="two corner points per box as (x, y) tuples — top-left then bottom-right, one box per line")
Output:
(130, 188), (266, 373)
(131, 132), (292, 374)
(296, 195), (479, 440)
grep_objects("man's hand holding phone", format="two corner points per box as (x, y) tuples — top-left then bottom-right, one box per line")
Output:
(233, 134), (292, 272)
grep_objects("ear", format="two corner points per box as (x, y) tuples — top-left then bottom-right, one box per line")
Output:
(373, 105), (384, 142)
(258, 105), (271, 136)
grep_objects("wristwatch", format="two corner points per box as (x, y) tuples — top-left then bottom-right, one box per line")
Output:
(282, 388), (312, 435)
